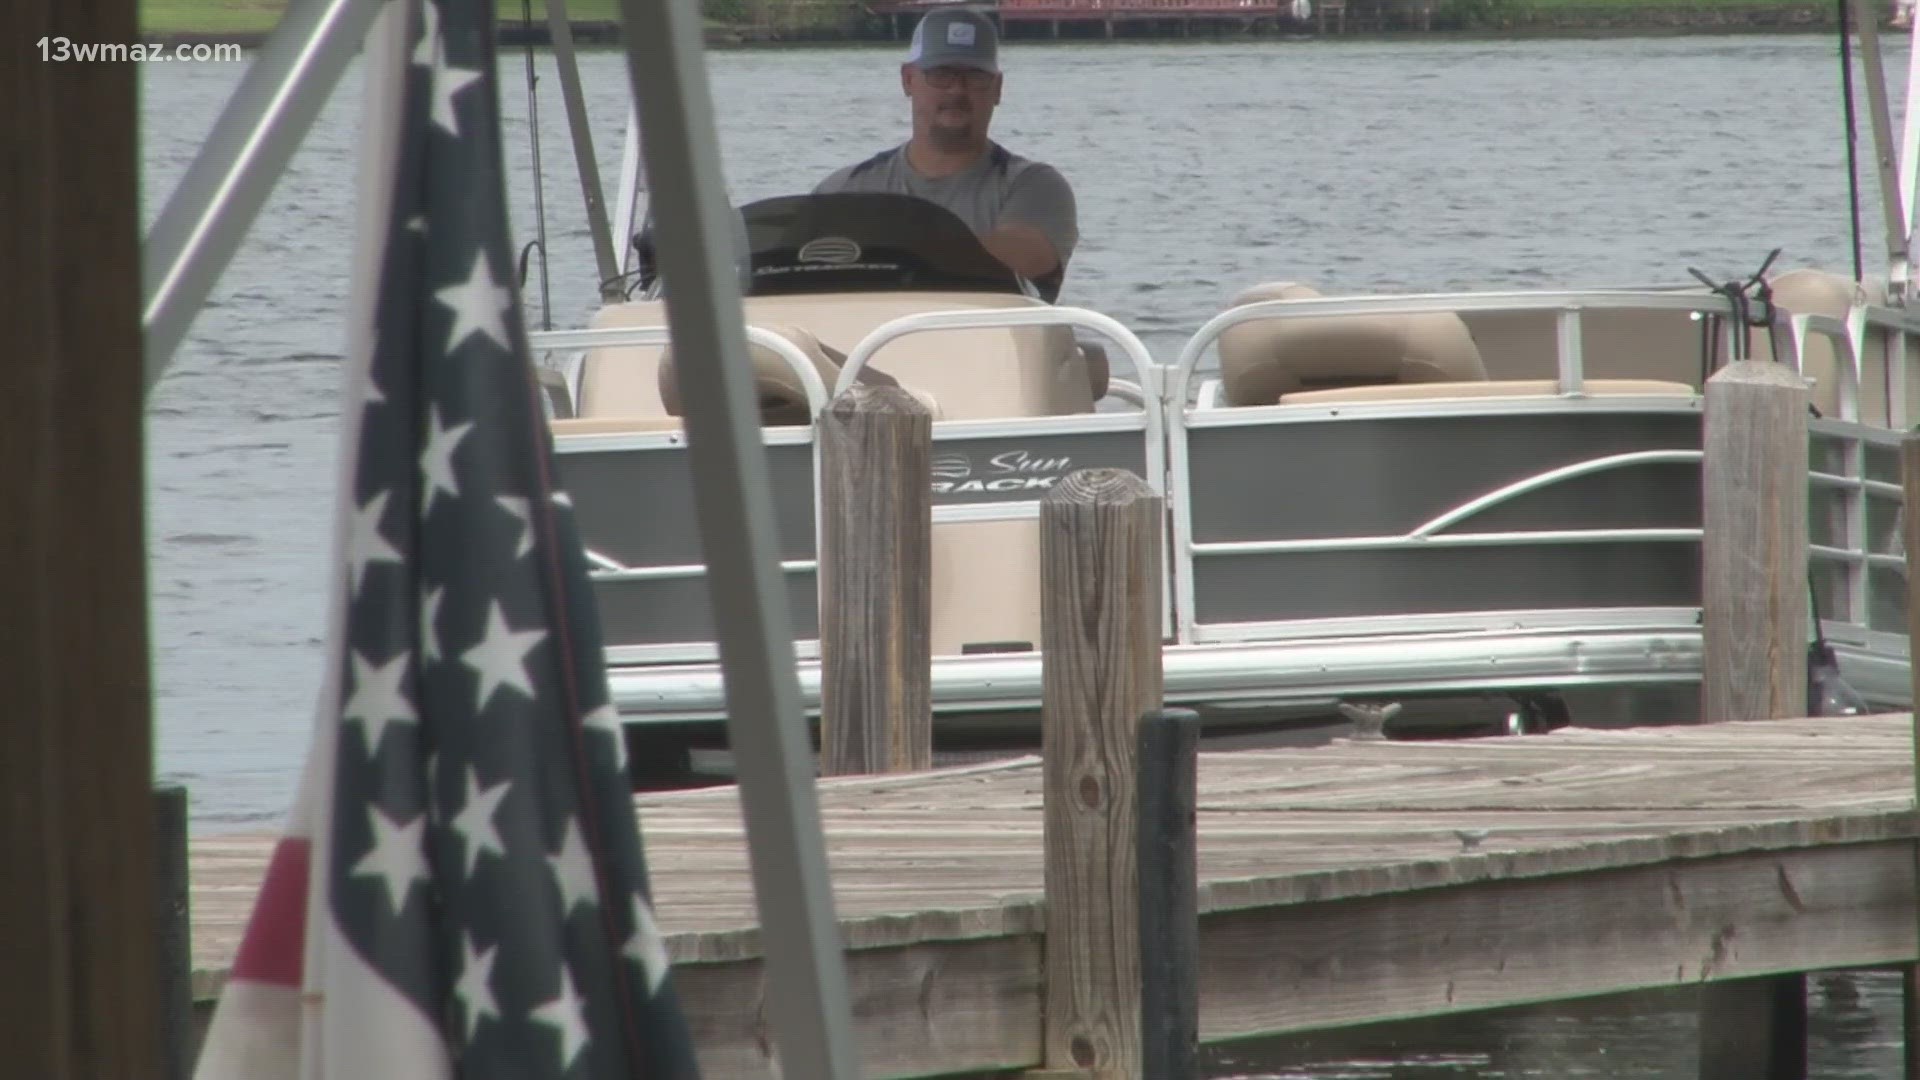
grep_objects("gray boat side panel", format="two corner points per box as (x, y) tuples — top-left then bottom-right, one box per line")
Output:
(595, 571), (821, 646)
(1870, 566), (1907, 634)
(1186, 413), (1702, 542)
(557, 443), (816, 566)
(930, 429), (1147, 504)
(1865, 441), (1901, 484)
(1191, 542), (1700, 623)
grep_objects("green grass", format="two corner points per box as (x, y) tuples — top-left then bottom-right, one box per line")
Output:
(140, 0), (626, 36)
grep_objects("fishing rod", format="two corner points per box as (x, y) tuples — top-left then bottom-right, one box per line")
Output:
(518, 0), (553, 331)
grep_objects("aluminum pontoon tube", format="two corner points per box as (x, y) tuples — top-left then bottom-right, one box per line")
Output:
(607, 626), (1709, 723)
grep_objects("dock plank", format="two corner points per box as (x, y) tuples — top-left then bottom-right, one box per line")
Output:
(187, 714), (1920, 1078)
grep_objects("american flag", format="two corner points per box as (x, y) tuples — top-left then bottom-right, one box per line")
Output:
(193, 0), (701, 1076)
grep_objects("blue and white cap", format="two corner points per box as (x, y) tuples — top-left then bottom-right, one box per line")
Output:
(905, 7), (999, 73)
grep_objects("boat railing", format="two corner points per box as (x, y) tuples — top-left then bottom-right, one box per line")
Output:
(529, 323), (834, 422)
(1165, 288), (1758, 410)
(832, 304), (1162, 402)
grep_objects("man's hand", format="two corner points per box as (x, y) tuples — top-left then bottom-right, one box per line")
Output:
(980, 221), (1061, 282)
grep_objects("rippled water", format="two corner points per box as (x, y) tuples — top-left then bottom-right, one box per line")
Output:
(142, 33), (1911, 1075)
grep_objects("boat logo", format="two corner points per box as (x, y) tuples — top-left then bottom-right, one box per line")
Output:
(931, 453), (973, 480)
(930, 449), (1076, 496)
(798, 237), (862, 265)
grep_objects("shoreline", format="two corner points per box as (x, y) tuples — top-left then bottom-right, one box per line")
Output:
(141, 6), (1867, 49)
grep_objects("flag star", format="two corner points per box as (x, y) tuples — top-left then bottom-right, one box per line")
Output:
(626, 893), (670, 995)
(454, 933), (500, 1044)
(496, 495), (534, 558)
(553, 490), (573, 508)
(434, 252), (511, 355)
(531, 966), (590, 1072)
(351, 806), (430, 918)
(549, 818), (601, 917)
(461, 600), (546, 712)
(429, 53), (483, 138)
(409, 0), (441, 67)
(449, 768), (511, 880)
(419, 404), (474, 516)
(405, 214), (427, 235)
(583, 704), (627, 772)
(421, 585), (445, 664)
(347, 489), (401, 595)
(343, 650), (415, 752)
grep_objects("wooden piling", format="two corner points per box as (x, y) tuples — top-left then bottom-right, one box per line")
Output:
(1697, 358), (1811, 1078)
(1038, 468), (1165, 1080)
(817, 383), (932, 776)
(1138, 709), (1200, 1080)
(0, 0), (161, 1074)
(1700, 358), (1809, 723)
(156, 785), (193, 1080)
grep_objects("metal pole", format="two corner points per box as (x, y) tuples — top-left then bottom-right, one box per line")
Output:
(611, 2), (862, 1079)
(1847, 0), (1910, 295)
(1900, 16), (1920, 301)
(611, 107), (646, 280)
(544, 0), (624, 300)
(141, 0), (386, 392)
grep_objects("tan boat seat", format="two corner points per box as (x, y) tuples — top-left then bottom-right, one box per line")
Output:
(549, 416), (689, 437)
(1746, 267), (1890, 423)
(1216, 281), (1487, 407)
(930, 517), (1041, 657)
(1278, 378), (1699, 405)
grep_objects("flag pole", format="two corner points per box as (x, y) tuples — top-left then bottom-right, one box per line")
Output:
(610, 1), (863, 1077)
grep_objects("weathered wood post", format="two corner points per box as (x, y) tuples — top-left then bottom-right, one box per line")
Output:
(1901, 433), (1920, 1080)
(2, 0), (161, 1075)
(1138, 708), (1201, 1080)
(817, 383), (932, 775)
(1039, 468), (1165, 1080)
(1701, 358), (1809, 723)
(155, 784), (193, 1080)
(1698, 358), (1811, 1080)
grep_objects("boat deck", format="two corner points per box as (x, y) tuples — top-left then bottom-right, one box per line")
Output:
(189, 714), (1920, 1078)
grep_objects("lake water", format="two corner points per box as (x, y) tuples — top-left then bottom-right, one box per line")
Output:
(142, 31), (1911, 1076)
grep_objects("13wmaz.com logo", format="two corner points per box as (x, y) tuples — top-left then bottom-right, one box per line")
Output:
(38, 37), (245, 63)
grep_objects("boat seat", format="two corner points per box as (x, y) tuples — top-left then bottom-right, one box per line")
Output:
(1215, 281), (1487, 407)
(548, 416), (690, 436)
(655, 323), (941, 426)
(1278, 378), (1699, 405)
(1745, 267), (1891, 424)
(930, 517), (1041, 657)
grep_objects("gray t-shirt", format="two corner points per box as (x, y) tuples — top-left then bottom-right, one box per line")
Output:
(814, 142), (1078, 298)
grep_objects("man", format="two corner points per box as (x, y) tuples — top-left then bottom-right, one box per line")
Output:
(815, 7), (1078, 302)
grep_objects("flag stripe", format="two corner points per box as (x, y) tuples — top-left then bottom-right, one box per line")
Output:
(226, 837), (312, 986)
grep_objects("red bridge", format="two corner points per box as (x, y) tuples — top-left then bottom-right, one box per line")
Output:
(869, 0), (1336, 34)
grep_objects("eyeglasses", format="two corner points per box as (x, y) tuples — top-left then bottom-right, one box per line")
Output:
(920, 67), (997, 90)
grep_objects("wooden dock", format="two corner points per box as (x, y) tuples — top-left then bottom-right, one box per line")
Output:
(189, 713), (1920, 1078)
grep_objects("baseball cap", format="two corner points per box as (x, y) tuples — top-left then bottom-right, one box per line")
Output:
(905, 7), (999, 73)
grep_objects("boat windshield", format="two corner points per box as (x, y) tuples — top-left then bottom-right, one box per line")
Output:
(633, 193), (1030, 300)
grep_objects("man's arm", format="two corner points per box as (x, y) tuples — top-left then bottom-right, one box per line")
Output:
(980, 222), (1062, 281)
(988, 163), (1078, 283)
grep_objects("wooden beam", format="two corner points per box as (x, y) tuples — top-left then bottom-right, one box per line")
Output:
(817, 384), (932, 776)
(1039, 468), (1165, 1079)
(1701, 358), (1809, 724)
(0, 0), (73, 1073)
(33, 0), (162, 1074)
